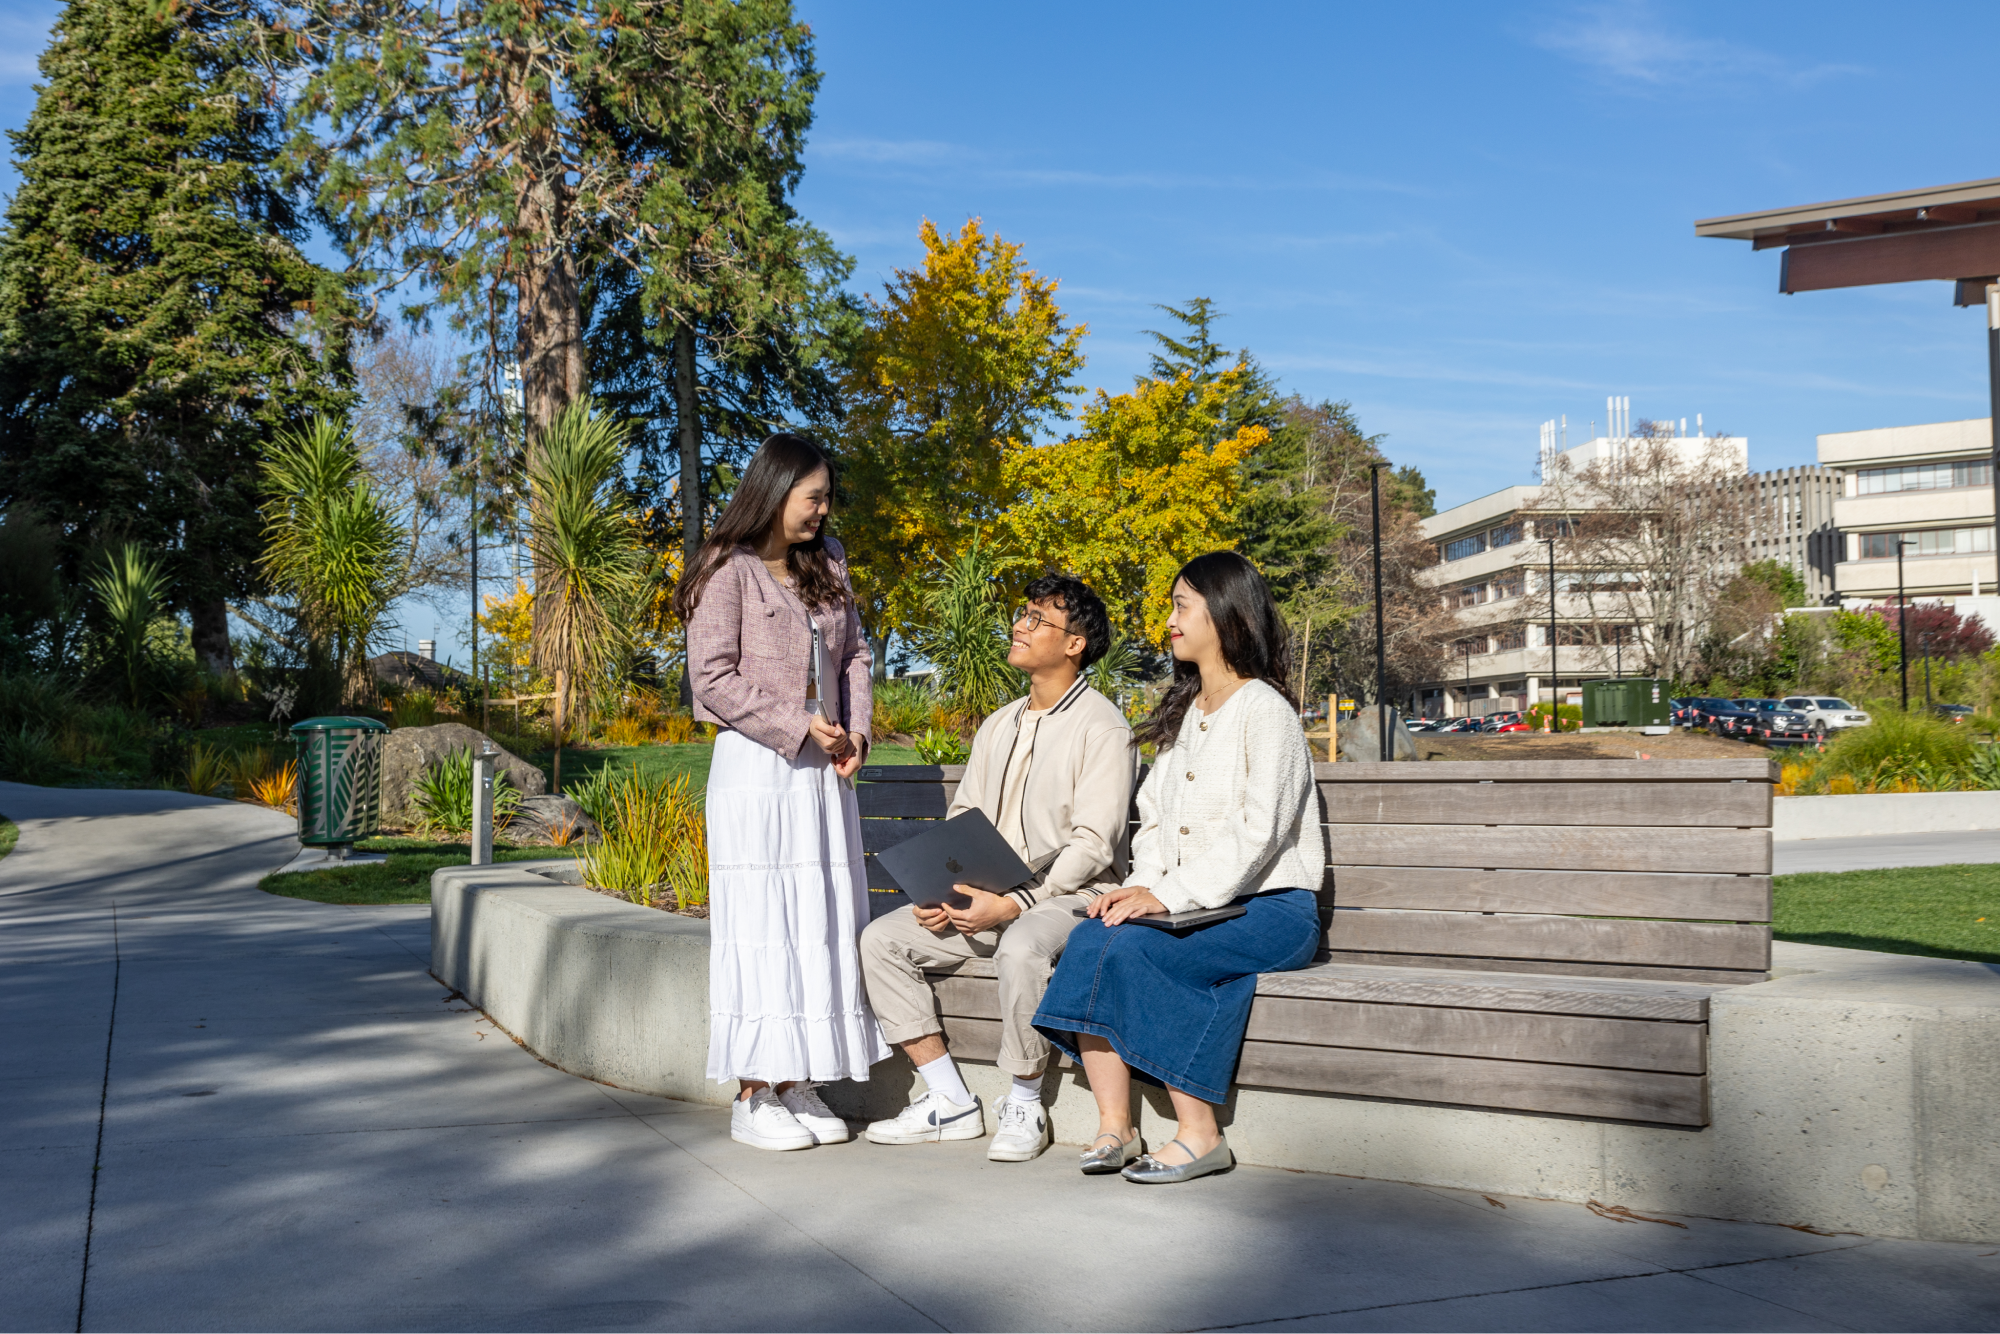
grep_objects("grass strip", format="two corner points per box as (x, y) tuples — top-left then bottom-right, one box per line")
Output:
(0, 816), (16, 860)
(259, 836), (573, 905)
(1773, 862), (2000, 964)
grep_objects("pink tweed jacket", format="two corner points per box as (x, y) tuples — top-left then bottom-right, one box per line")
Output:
(685, 536), (873, 762)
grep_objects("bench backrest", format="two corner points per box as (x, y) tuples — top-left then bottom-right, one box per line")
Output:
(855, 757), (1773, 987)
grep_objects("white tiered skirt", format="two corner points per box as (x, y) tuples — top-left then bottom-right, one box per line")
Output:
(705, 727), (889, 1085)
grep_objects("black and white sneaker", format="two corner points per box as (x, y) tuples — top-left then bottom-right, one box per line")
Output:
(863, 1089), (985, 1144)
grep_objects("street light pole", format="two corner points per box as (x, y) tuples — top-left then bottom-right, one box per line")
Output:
(1371, 466), (1388, 760)
(1896, 537), (1910, 713)
(1546, 535), (1559, 725)
(1462, 643), (1472, 719)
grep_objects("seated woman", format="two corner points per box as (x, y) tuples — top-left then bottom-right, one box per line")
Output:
(1032, 550), (1322, 1184)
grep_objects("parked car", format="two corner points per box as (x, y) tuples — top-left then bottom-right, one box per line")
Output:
(1404, 717), (1447, 733)
(1669, 697), (1694, 727)
(1777, 697), (1872, 736)
(1733, 698), (1815, 741)
(1930, 703), (1976, 724)
(1438, 716), (1487, 733)
(1483, 711), (1530, 733)
(1684, 697), (1762, 738)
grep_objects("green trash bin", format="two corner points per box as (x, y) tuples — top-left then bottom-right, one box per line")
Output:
(290, 715), (389, 852)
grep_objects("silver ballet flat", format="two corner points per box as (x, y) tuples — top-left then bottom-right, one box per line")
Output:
(1121, 1136), (1234, 1184)
(1079, 1131), (1142, 1175)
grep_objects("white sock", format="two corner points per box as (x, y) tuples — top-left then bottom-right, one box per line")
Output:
(1008, 1074), (1044, 1107)
(916, 1052), (972, 1107)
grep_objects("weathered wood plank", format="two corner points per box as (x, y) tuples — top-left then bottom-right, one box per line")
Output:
(1326, 824), (1771, 874)
(1313, 759), (1772, 783)
(1321, 948), (1766, 987)
(855, 783), (957, 818)
(939, 1015), (1074, 1067)
(859, 819), (940, 855)
(1331, 867), (1771, 923)
(1233, 1041), (1709, 1125)
(927, 958), (1717, 1020)
(1249, 961), (1715, 1020)
(1328, 907), (1769, 970)
(1243, 997), (1704, 1073)
(1319, 782), (1769, 829)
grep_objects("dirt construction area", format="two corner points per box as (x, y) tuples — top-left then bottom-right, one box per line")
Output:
(1409, 730), (1776, 762)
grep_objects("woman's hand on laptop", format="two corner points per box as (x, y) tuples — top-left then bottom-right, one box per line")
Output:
(1091, 885), (1168, 925)
(944, 886), (1021, 935)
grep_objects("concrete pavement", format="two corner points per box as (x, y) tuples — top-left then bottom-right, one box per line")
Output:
(1773, 829), (2000, 874)
(3, 780), (1997, 1333)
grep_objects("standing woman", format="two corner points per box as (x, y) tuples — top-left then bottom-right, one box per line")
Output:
(1033, 550), (1323, 1183)
(674, 432), (888, 1152)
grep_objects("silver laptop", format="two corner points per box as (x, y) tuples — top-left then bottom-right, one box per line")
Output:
(874, 810), (1035, 907)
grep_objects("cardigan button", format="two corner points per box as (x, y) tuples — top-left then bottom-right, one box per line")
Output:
(1199, 721), (1208, 731)
(1179, 826), (1189, 835)
(1185, 771), (1195, 781)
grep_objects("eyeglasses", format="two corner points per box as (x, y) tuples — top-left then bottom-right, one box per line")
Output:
(1011, 604), (1074, 635)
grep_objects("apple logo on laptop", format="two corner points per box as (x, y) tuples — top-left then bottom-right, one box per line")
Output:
(945, 858), (962, 874)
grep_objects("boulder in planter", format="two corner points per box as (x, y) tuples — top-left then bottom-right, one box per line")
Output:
(379, 723), (547, 826)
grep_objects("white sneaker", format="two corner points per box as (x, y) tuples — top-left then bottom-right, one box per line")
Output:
(731, 1088), (815, 1151)
(778, 1083), (852, 1144)
(864, 1089), (985, 1145)
(987, 1097), (1051, 1162)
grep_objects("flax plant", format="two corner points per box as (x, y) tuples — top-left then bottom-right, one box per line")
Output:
(87, 544), (168, 709)
(526, 399), (646, 726)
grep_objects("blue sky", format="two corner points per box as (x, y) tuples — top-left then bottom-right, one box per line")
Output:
(4, 1), (1998, 656)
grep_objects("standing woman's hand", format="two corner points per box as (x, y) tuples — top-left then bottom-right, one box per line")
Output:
(806, 712), (846, 755)
(833, 732), (867, 778)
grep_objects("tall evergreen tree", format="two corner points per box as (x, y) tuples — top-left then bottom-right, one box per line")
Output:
(274, 0), (839, 633)
(0, 0), (357, 675)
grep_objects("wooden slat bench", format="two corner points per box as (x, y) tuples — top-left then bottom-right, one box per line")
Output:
(857, 758), (1772, 1129)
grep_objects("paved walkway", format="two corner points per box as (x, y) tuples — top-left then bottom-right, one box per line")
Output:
(1773, 829), (2000, 874)
(4, 781), (1996, 1334)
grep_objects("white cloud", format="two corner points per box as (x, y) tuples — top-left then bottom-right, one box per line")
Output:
(1534, 1), (1864, 89)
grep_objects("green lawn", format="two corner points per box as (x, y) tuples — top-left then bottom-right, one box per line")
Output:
(0, 816), (17, 860)
(260, 836), (573, 905)
(1773, 863), (2000, 964)
(526, 741), (923, 792)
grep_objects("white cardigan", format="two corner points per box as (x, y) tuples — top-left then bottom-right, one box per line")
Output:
(1126, 679), (1323, 913)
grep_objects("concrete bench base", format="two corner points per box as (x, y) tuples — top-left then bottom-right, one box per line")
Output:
(431, 864), (2000, 1244)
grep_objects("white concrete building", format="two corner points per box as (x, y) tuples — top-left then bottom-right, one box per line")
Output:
(1416, 429), (1744, 717)
(1820, 419), (1997, 621)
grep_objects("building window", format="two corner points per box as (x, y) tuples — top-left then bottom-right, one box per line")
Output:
(1445, 581), (1486, 609)
(1450, 635), (1489, 655)
(1489, 569), (1525, 601)
(1489, 522), (1523, 549)
(1443, 532), (1487, 562)
(1858, 527), (1996, 559)
(1854, 461), (1993, 495)
(1490, 626), (1526, 652)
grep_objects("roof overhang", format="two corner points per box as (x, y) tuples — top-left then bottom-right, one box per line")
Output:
(1695, 177), (2000, 298)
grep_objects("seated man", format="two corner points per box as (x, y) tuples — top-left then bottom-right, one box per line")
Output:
(860, 573), (1135, 1161)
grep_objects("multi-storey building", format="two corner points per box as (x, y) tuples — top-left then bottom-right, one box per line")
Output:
(1413, 427), (1829, 718)
(1819, 419), (1997, 612)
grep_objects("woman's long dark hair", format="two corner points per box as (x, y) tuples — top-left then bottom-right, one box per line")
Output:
(1134, 551), (1296, 749)
(671, 432), (844, 620)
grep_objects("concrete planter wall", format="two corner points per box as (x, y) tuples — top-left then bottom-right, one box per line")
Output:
(432, 864), (2000, 1243)
(1774, 790), (2000, 840)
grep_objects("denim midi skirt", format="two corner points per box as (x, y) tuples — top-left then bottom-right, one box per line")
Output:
(1032, 889), (1321, 1103)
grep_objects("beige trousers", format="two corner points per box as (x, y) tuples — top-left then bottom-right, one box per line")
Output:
(859, 895), (1089, 1078)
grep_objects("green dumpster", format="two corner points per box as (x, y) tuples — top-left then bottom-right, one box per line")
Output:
(1581, 678), (1671, 728)
(290, 716), (389, 850)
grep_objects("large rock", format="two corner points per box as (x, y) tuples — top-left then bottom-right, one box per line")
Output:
(379, 723), (547, 826)
(1335, 707), (1419, 762)
(508, 795), (601, 845)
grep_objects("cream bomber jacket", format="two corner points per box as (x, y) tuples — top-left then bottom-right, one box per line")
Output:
(1127, 678), (1323, 913)
(947, 678), (1136, 911)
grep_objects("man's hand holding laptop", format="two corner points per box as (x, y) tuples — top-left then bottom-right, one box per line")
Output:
(913, 885), (1021, 936)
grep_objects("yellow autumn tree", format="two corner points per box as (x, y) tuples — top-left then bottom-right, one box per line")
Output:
(996, 370), (1264, 643)
(836, 218), (1086, 649)
(477, 580), (536, 689)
